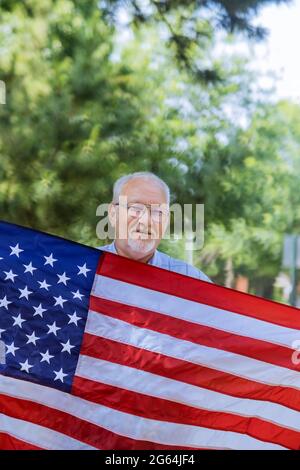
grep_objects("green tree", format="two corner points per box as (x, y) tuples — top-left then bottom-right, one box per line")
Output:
(1, 0), (291, 81)
(197, 102), (299, 294)
(0, 0), (150, 243)
(0, 0), (263, 245)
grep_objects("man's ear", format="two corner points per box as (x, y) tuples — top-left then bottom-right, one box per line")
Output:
(108, 202), (117, 228)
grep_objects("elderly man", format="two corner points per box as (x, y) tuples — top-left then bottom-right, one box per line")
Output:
(100, 171), (211, 282)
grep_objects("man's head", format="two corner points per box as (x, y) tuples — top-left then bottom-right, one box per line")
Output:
(108, 172), (170, 262)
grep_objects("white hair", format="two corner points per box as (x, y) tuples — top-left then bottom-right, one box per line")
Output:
(112, 171), (170, 205)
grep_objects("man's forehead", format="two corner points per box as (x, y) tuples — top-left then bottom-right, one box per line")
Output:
(120, 178), (168, 204)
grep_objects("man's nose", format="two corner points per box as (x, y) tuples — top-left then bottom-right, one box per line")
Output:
(137, 208), (151, 226)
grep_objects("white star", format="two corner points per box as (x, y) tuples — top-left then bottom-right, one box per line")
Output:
(0, 328), (5, 337)
(19, 359), (33, 373)
(38, 279), (51, 291)
(33, 303), (47, 317)
(44, 253), (57, 267)
(60, 339), (75, 354)
(10, 243), (24, 257)
(18, 285), (33, 300)
(0, 295), (12, 310)
(57, 272), (70, 286)
(47, 321), (61, 336)
(77, 263), (91, 277)
(4, 269), (18, 282)
(6, 342), (19, 356)
(26, 331), (40, 346)
(23, 262), (37, 275)
(54, 368), (68, 383)
(67, 311), (81, 326)
(53, 295), (67, 308)
(40, 350), (54, 364)
(12, 314), (26, 327)
(71, 290), (84, 301)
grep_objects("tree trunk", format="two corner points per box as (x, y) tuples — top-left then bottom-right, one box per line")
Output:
(224, 257), (234, 288)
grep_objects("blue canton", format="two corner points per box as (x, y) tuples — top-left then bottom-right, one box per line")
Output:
(0, 221), (101, 392)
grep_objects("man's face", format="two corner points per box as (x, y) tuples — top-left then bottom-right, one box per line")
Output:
(108, 178), (169, 260)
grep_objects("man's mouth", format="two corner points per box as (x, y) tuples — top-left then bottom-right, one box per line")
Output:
(136, 229), (151, 235)
(130, 229), (153, 239)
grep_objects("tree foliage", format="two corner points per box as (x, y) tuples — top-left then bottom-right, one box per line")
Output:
(101, 0), (291, 79)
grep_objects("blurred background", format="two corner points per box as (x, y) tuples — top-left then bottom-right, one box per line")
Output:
(1, 0), (300, 304)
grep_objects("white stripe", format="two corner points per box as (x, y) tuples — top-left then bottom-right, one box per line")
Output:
(0, 375), (284, 449)
(86, 310), (300, 390)
(0, 413), (95, 450)
(77, 354), (300, 433)
(92, 274), (300, 349)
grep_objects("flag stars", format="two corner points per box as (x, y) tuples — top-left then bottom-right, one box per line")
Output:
(47, 321), (61, 336)
(33, 303), (47, 317)
(0, 238), (94, 389)
(67, 311), (81, 326)
(40, 350), (54, 364)
(0, 295), (12, 310)
(53, 295), (67, 308)
(12, 314), (26, 328)
(23, 262), (37, 275)
(60, 339), (75, 354)
(10, 243), (24, 257)
(6, 342), (19, 356)
(71, 290), (84, 301)
(19, 359), (34, 373)
(38, 279), (51, 291)
(54, 368), (68, 383)
(3, 269), (18, 283)
(77, 263), (91, 278)
(44, 253), (57, 267)
(57, 272), (70, 286)
(18, 286), (33, 300)
(26, 331), (40, 346)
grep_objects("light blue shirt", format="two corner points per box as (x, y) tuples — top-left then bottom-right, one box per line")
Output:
(99, 241), (212, 282)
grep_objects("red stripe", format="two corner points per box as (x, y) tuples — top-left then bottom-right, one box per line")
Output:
(97, 252), (300, 330)
(73, 376), (299, 449)
(0, 394), (196, 450)
(80, 333), (300, 412)
(0, 393), (100, 449)
(89, 296), (300, 372)
(0, 432), (42, 450)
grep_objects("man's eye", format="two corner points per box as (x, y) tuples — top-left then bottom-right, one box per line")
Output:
(128, 206), (144, 214)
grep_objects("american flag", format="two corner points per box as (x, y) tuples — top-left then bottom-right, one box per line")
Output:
(1, 221), (300, 450)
